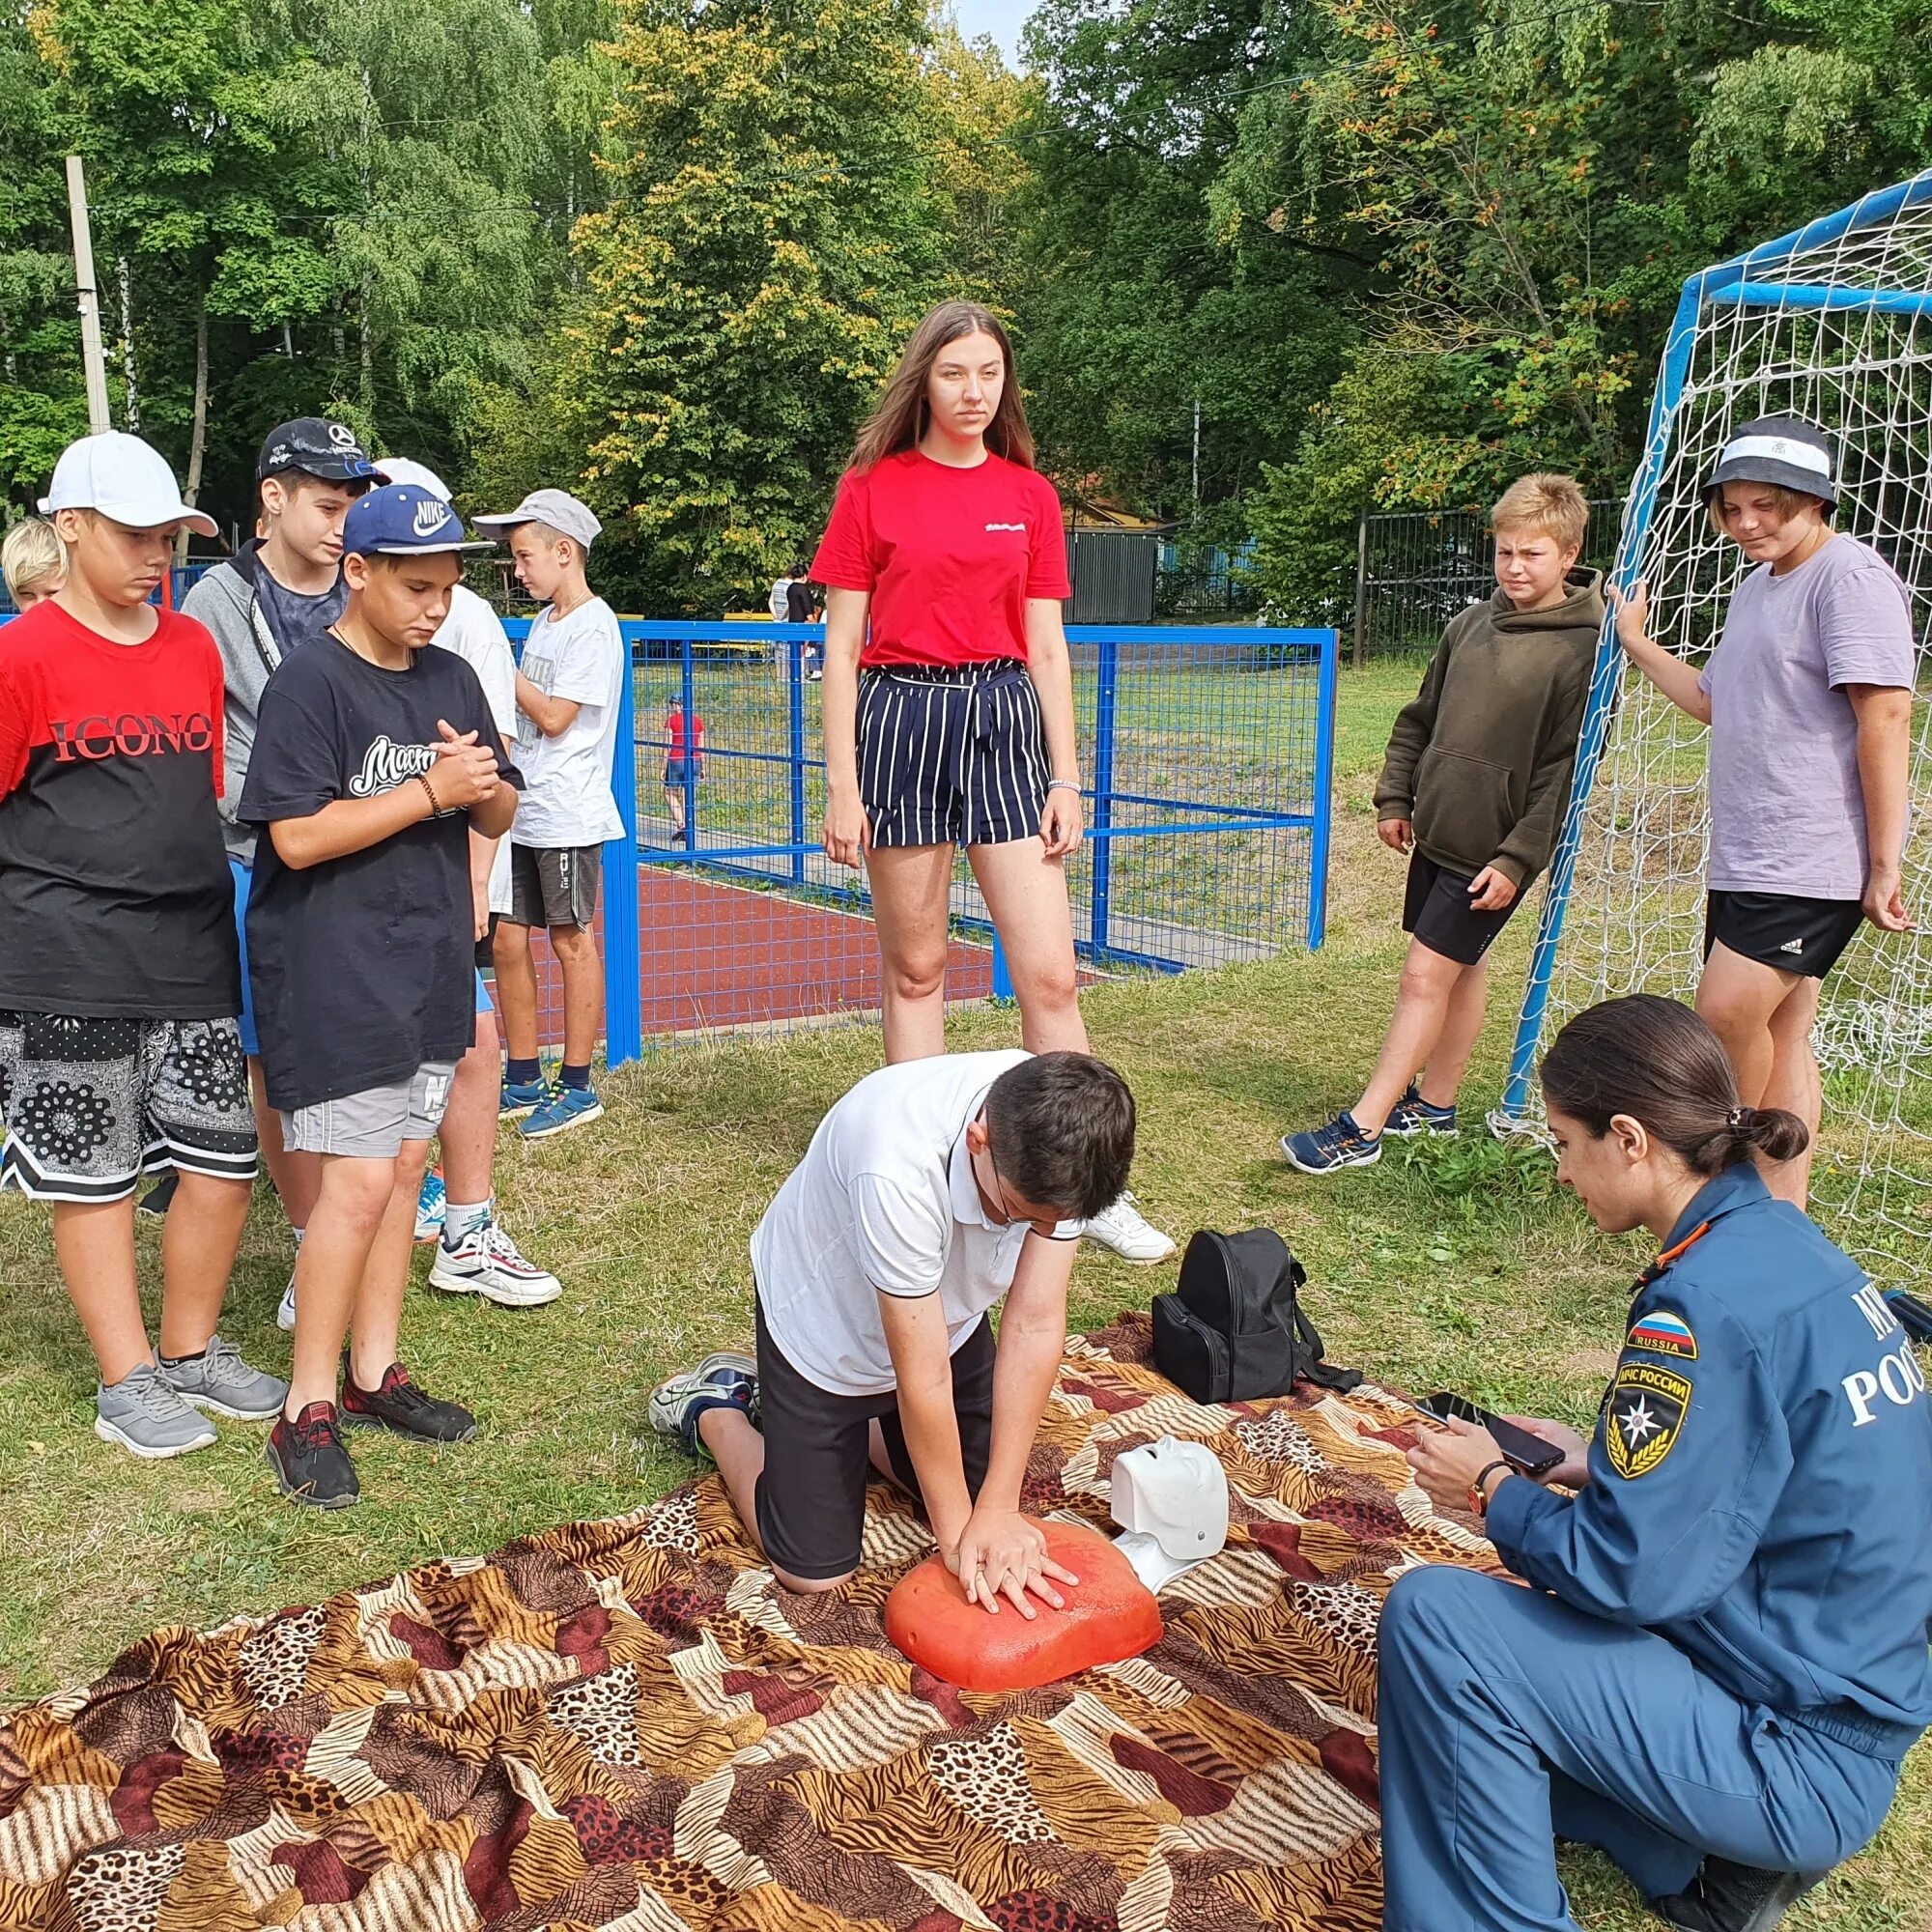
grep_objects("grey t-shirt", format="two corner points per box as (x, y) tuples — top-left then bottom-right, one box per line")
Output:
(1698, 534), (1917, 899)
(252, 565), (347, 659)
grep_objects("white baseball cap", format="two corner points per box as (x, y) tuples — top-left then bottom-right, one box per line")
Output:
(374, 456), (454, 502)
(472, 487), (601, 550)
(39, 431), (217, 537)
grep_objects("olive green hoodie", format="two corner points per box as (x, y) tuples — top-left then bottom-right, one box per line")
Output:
(1374, 569), (1605, 889)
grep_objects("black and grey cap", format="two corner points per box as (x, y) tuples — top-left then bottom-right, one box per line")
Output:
(256, 417), (381, 485)
(1702, 415), (1837, 508)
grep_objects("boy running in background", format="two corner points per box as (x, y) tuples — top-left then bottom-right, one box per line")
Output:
(182, 418), (380, 1245)
(1284, 474), (1603, 1172)
(243, 484), (520, 1509)
(473, 489), (624, 1140)
(1612, 416), (1916, 1207)
(0, 434), (283, 1455)
(3, 516), (66, 609)
(662, 696), (703, 839)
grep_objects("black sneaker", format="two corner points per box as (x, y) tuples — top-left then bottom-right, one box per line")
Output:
(136, 1169), (179, 1218)
(266, 1402), (358, 1509)
(340, 1360), (478, 1442)
(1651, 1860), (1827, 1932)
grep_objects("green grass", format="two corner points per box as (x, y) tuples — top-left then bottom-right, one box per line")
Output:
(0, 658), (1922, 1929)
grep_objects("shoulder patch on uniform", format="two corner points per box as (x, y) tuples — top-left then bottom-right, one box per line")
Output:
(1606, 1362), (1690, 1479)
(1627, 1308), (1697, 1361)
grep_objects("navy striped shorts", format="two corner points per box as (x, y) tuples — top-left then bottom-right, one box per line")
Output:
(857, 660), (1051, 848)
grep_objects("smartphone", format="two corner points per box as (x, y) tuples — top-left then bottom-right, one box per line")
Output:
(1419, 1392), (1567, 1478)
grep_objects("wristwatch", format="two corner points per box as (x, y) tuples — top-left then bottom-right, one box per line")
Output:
(1469, 1460), (1512, 1518)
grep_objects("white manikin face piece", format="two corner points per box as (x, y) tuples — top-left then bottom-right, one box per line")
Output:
(1110, 1436), (1230, 1591)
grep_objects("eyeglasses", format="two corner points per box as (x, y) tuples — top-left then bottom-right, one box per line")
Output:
(983, 1136), (1059, 1236)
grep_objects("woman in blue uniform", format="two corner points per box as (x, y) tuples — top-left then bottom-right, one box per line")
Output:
(1382, 994), (1932, 1932)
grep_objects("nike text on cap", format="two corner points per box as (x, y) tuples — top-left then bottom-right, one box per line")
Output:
(39, 431), (218, 537)
(374, 457), (454, 502)
(341, 484), (491, 557)
(1702, 414), (1838, 508)
(471, 488), (602, 550)
(257, 417), (381, 485)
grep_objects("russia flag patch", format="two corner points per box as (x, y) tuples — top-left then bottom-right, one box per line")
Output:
(1627, 1309), (1698, 1361)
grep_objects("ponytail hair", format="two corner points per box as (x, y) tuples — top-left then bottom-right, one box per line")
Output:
(1540, 995), (1809, 1174)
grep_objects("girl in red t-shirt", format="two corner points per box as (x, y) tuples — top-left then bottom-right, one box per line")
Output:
(811, 300), (1090, 1064)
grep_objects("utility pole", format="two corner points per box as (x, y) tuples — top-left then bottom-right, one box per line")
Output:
(1191, 396), (1202, 526)
(64, 156), (111, 434)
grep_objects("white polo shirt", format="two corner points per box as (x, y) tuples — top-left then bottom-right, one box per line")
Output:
(753, 1049), (1065, 1397)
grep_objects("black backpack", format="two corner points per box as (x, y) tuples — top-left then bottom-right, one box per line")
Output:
(1152, 1228), (1361, 1404)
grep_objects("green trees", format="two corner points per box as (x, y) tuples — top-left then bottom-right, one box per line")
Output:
(561, 0), (955, 611)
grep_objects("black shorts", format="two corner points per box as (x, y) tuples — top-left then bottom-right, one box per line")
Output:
(1403, 850), (1520, 967)
(1705, 891), (1863, 980)
(506, 842), (601, 930)
(857, 660), (1049, 848)
(752, 1296), (994, 1581)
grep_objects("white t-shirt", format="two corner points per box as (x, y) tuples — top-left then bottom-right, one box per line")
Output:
(432, 583), (519, 915)
(513, 594), (625, 848)
(768, 577), (792, 621)
(753, 1050), (1076, 1397)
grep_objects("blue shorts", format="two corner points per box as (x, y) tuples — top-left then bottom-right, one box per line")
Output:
(230, 859), (259, 1058)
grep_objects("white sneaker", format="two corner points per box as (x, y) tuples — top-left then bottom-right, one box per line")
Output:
(276, 1267), (298, 1332)
(429, 1219), (563, 1307)
(1080, 1192), (1176, 1264)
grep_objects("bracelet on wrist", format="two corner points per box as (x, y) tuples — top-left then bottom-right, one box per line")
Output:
(414, 772), (441, 818)
(1469, 1460), (1512, 1519)
(1046, 778), (1082, 794)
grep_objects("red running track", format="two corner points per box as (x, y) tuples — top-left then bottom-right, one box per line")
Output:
(522, 867), (995, 1043)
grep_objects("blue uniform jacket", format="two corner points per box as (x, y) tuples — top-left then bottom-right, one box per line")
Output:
(1486, 1163), (1932, 1759)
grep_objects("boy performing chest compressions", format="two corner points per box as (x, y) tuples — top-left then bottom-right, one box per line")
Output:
(651, 1050), (1136, 1611)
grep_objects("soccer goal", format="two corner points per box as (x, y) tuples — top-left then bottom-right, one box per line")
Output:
(1492, 171), (1932, 1281)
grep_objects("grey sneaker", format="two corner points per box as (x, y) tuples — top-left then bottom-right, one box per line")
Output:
(95, 1362), (218, 1459)
(157, 1334), (288, 1421)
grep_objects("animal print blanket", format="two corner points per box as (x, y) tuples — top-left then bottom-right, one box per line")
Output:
(0, 1314), (1504, 1930)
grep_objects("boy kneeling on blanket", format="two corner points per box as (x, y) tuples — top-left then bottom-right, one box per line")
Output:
(652, 1050), (1135, 1615)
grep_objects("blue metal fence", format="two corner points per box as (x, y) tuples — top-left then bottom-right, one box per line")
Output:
(503, 618), (1337, 1066)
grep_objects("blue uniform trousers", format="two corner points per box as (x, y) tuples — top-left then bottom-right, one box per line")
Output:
(1376, 1567), (1901, 1931)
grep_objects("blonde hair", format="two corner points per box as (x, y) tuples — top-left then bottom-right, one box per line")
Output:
(850, 301), (1036, 472)
(3, 517), (66, 603)
(1492, 473), (1589, 553)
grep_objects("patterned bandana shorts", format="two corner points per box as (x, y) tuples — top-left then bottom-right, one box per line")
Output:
(0, 1012), (259, 1203)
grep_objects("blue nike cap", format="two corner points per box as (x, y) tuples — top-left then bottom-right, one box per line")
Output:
(342, 484), (491, 557)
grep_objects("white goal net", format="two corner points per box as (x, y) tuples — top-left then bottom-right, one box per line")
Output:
(1494, 173), (1932, 1282)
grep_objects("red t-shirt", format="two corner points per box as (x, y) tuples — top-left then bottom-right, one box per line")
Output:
(810, 448), (1071, 668)
(665, 709), (704, 755)
(0, 600), (238, 1017)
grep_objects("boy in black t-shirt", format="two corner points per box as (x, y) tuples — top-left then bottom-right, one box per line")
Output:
(0, 433), (285, 1458)
(242, 485), (520, 1509)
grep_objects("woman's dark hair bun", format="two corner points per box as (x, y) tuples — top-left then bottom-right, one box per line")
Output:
(1541, 995), (1811, 1176)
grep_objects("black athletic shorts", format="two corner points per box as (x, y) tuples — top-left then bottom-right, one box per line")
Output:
(506, 842), (601, 930)
(1403, 850), (1520, 967)
(752, 1296), (994, 1581)
(1705, 890), (1864, 980)
(857, 660), (1050, 848)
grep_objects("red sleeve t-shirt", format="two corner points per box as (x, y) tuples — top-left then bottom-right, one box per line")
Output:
(810, 448), (1072, 668)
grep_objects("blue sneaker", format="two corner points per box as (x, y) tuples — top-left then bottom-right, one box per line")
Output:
(648, 1353), (758, 1458)
(500, 1076), (551, 1121)
(521, 1084), (604, 1140)
(413, 1168), (446, 1242)
(1282, 1111), (1383, 1175)
(1384, 1085), (1459, 1138)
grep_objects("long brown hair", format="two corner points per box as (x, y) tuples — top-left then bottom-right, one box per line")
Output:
(1540, 995), (1808, 1175)
(849, 301), (1036, 472)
